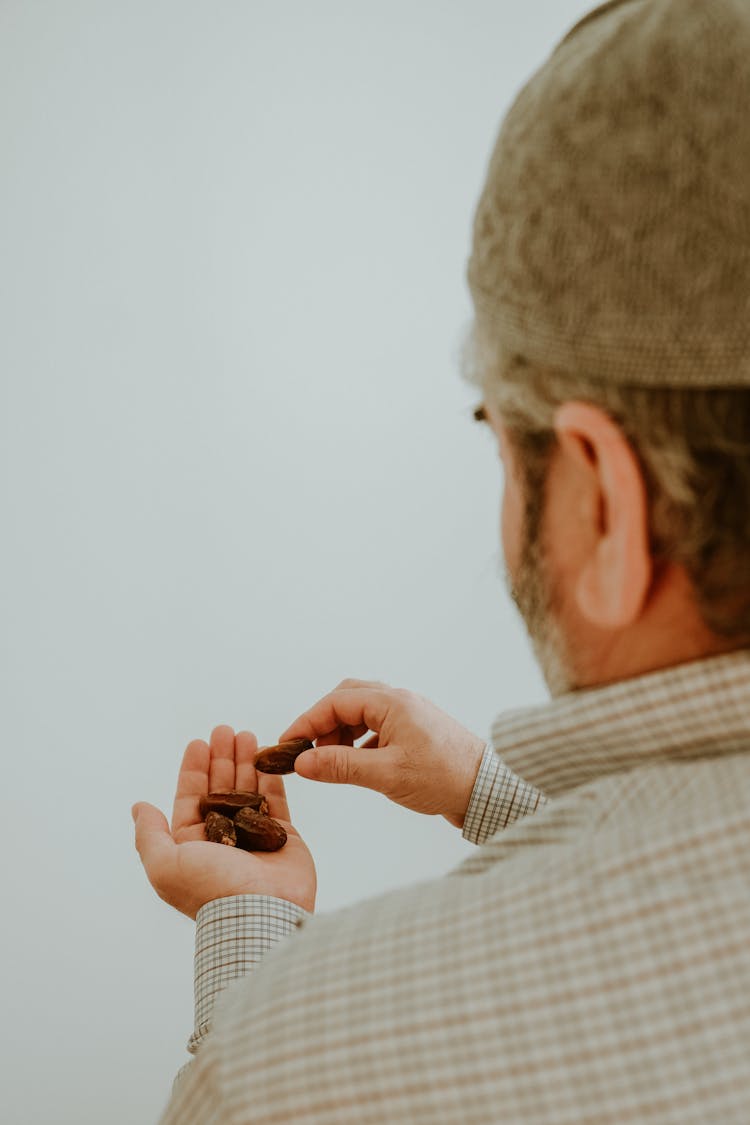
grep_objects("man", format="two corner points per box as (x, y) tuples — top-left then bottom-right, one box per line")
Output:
(133, 0), (750, 1119)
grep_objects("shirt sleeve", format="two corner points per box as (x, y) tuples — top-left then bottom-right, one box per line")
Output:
(461, 741), (549, 844)
(188, 894), (310, 1054)
(165, 894), (310, 1106)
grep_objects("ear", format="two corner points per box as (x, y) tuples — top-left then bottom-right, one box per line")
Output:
(553, 402), (652, 628)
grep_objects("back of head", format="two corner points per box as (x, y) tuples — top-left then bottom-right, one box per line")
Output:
(468, 0), (750, 388)
(464, 0), (750, 638)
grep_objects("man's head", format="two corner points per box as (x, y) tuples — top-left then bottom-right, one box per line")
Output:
(464, 0), (750, 693)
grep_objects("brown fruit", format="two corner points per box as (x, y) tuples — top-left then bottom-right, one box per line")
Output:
(254, 738), (314, 774)
(233, 807), (287, 852)
(204, 811), (237, 846)
(199, 790), (270, 819)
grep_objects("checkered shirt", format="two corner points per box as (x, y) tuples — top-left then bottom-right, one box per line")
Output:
(160, 650), (750, 1123)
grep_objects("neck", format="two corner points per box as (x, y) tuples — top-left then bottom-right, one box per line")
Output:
(564, 565), (743, 692)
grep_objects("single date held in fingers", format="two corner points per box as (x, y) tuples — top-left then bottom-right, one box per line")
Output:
(254, 738), (314, 774)
(200, 790), (287, 852)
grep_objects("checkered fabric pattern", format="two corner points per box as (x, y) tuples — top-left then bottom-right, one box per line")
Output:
(160, 649), (750, 1123)
(190, 897), (308, 1055)
(462, 741), (548, 844)
(468, 0), (750, 388)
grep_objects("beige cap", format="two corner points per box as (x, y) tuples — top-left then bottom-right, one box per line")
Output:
(467, 0), (750, 387)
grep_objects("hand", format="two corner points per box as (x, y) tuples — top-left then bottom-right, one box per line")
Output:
(278, 679), (487, 829)
(132, 725), (316, 919)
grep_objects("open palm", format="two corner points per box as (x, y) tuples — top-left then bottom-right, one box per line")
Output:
(133, 725), (316, 919)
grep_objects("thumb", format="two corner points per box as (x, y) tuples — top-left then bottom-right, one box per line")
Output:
(132, 802), (175, 871)
(294, 746), (392, 793)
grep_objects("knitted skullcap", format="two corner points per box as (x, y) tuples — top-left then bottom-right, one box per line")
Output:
(467, 0), (750, 387)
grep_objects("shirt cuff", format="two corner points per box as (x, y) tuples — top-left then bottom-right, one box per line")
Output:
(189, 895), (310, 1054)
(462, 741), (549, 845)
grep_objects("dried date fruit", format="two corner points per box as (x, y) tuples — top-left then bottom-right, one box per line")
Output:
(254, 738), (314, 774)
(233, 806), (287, 852)
(204, 811), (237, 846)
(199, 790), (269, 819)
(197, 782), (290, 852)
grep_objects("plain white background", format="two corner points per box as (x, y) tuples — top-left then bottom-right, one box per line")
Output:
(1, 2), (592, 1121)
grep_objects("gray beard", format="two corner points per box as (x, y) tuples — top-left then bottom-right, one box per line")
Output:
(504, 539), (576, 698)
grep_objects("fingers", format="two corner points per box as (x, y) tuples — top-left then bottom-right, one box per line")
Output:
(256, 771), (291, 822)
(234, 729), (259, 791)
(172, 726), (292, 840)
(236, 730), (292, 823)
(278, 679), (390, 744)
(336, 678), (390, 692)
(133, 802), (177, 883)
(294, 745), (393, 792)
(171, 726), (240, 836)
(315, 723), (371, 748)
(208, 725), (236, 792)
(278, 686), (393, 745)
(171, 738), (210, 835)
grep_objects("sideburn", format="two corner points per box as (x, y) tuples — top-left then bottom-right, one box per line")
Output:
(506, 428), (575, 696)
(510, 428), (557, 572)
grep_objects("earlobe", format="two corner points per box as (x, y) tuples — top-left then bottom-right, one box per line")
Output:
(576, 530), (651, 628)
(555, 403), (652, 629)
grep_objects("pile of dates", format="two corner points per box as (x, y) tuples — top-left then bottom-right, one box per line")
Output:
(199, 738), (312, 853)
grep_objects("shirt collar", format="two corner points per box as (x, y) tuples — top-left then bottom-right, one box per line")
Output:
(491, 649), (750, 797)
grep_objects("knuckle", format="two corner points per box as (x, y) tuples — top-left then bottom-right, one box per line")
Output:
(397, 687), (429, 712)
(335, 678), (391, 691)
(394, 687), (414, 707)
(330, 752), (353, 784)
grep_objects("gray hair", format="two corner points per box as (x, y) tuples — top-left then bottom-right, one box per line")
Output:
(461, 324), (750, 639)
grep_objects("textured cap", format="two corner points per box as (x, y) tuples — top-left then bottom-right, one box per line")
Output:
(467, 0), (750, 387)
